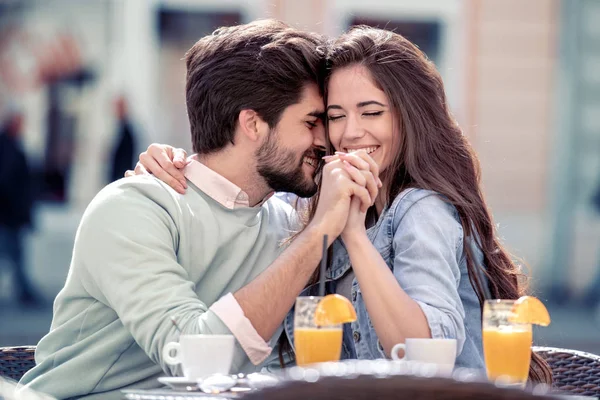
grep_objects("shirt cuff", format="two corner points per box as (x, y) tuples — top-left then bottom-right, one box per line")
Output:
(209, 293), (273, 365)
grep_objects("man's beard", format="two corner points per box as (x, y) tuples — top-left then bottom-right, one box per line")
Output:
(255, 131), (319, 198)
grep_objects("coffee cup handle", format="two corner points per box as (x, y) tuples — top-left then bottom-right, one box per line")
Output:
(391, 343), (406, 361)
(163, 342), (182, 366)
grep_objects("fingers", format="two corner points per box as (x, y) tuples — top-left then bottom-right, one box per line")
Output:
(122, 162), (149, 177)
(134, 162), (149, 176)
(324, 151), (382, 188)
(326, 158), (378, 211)
(342, 161), (378, 206)
(138, 144), (188, 194)
(138, 152), (186, 194)
(335, 151), (370, 171)
(324, 160), (374, 212)
(336, 151), (382, 188)
(349, 184), (373, 213)
(172, 148), (189, 169)
(152, 149), (188, 189)
(341, 160), (366, 187)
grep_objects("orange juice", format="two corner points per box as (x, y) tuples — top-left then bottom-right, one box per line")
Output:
(294, 327), (343, 366)
(483, 326), (532, 383)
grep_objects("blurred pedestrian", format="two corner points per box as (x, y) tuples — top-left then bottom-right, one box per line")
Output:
(593, 180), (600, 215)
(108, 96), (137, 183)
(580, 179), (600, 308)
(0, 109), (39, 305)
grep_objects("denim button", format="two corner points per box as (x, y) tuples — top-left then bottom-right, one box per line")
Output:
(353, 331), (361, 343)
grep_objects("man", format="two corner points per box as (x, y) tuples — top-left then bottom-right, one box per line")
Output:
(19, 20), (377, 400)
(108, 96), (137, 183)
(581, 180), (600, 307)
(0, 110), (38, 305)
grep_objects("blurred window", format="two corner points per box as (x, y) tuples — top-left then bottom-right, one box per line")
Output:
(349, 17), (441, 65)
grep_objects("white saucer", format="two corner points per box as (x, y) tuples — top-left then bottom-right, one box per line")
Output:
(157, 376), (198, 391)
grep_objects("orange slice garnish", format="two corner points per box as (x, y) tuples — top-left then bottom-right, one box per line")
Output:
(314, 294), (357, 326)
(509, 296), (551, 326)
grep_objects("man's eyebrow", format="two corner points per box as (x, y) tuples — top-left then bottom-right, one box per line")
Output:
(307, 110), (325, 119)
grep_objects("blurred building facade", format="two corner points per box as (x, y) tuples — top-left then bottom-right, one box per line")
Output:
(0, 0), (598, 303)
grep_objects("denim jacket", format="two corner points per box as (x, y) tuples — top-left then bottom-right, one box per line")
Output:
(283, 188), (486, 370)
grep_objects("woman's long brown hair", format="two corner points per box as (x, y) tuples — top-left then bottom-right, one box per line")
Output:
(281, 26), (552, 384)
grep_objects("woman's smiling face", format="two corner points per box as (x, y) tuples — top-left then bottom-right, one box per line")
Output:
(326, 64), (400, 177)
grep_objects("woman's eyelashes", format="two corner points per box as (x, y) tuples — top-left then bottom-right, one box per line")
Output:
(363, 111), (383, 117)
(327, 111), (384, 121)
(327, 114), (344, 122)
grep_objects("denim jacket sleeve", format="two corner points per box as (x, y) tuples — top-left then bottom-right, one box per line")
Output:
(391, 191), (466, 354)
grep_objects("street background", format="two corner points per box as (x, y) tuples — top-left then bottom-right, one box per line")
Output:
(0, 0), (599, 354)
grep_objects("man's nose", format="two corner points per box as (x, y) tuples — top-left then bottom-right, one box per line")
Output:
(312, 124), (326, 149)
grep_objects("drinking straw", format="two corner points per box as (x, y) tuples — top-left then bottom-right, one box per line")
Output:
(318, 234), (328, 297)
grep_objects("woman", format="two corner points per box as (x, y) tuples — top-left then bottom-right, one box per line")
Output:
(131, 26), (551, 382)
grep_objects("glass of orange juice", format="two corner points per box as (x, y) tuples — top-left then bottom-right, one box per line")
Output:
(294, 296), (343, 366)
(483, 299), (532, 386)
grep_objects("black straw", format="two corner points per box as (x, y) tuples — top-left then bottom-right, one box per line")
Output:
(318, 235), (328, 297)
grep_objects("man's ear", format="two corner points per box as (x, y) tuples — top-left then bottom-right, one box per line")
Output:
(238, 109), (269, 142)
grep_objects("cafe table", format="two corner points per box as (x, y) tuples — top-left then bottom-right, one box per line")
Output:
(120, 360), (599, 400)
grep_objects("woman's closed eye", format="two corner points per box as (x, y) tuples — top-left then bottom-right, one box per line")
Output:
(327, 114), (345, 122)
(328, 111), (383, 121)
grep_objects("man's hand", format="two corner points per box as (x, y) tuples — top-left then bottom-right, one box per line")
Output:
(309, 151), (379, 245)
(231, 155), (376, 340)
(335, 150), (381, 243)
(125, 144), (189, 194)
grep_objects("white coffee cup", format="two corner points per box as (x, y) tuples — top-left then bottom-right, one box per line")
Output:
(163, 334), (235, 379)
(391, 338), (457, 375)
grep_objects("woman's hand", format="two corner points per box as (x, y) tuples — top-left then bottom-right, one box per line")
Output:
(323, 150), (381, 244)
(125, 144), (189, 194)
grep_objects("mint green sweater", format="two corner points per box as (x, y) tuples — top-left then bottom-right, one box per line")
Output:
(19, 176), (297, 400)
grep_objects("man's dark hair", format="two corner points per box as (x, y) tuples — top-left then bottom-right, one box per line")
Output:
(184, 19), (326, 154)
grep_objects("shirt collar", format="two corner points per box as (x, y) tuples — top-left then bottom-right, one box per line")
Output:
(183, 155), (273, 209)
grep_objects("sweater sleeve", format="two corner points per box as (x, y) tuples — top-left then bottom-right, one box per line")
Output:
(75, 183), (251, 375)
